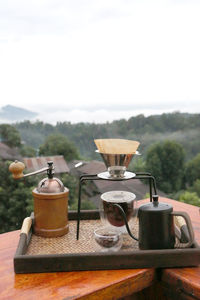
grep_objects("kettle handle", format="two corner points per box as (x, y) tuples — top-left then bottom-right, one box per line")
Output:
(172, 211), (194, 248)
(113, 204), (138, 241)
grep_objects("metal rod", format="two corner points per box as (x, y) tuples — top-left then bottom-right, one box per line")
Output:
(149, 177), (152, 202)
(151, 176), (157, 195)
(77, 174), (99, 239)
(79, 174), (99, 180)
(76, 178), (82, 240)
(23, 167), (48, 178)
(134, 175), (157, 195)
(80, 176), (99, 182)
(135, 172), (152, 176)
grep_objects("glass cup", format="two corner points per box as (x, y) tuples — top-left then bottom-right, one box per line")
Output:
(94, 227), (123, 252)
(100, 191), (137, 233)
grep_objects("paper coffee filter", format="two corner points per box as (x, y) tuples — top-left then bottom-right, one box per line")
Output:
(94, 139), (140, 154)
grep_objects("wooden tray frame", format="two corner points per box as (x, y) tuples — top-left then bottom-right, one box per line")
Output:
(14, 210), (200, 274)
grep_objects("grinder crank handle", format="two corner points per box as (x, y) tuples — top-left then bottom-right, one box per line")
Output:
(113, 204), (138, 241)
(172, 211), (194, 248)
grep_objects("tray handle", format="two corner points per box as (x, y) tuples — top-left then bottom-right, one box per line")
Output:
(20, 217), (32, 236)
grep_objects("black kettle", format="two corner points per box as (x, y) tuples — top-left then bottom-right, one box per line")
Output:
(114, 195), (194, 250)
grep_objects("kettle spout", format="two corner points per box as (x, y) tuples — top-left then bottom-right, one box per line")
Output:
(113, 203), (138, 241)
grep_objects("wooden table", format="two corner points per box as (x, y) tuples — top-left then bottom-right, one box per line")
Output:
(0, 198), (199, 300)
(160, 198), (200, 300)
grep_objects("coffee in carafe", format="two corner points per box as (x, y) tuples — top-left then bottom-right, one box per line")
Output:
(100, 191), (137, 230)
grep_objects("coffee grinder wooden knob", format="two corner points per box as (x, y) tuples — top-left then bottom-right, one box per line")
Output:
(9, 160), (25, 179)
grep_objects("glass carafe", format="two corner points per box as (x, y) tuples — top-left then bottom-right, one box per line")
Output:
(99, 190), (137, 233)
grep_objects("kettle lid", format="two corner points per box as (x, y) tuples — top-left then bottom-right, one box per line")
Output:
(139, 195), (173, 213)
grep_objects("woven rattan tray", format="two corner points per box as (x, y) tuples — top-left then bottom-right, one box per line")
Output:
(14, 210), (200, 273)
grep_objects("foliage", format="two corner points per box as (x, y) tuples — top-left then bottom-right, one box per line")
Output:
(70, 199), (96, 210)
(2, 112), (200, 225)
(15, 112), (200, 160)
(0, 124), (21, 147)
(39, 134), (80, 161)
(2, 111), (200, 233)
(185, 153), (200, 186)
(190, 179), (200, 197)
(0, 159), (86, 233)
(129, 156), (146, 173)
(60, 173), (79, 207)
(178, 191), (200, 207)
(146, 140), (185, 193)
(60, 174), (97, 210)
(19, 145), (37, 157)
(0, 159), (37, 233)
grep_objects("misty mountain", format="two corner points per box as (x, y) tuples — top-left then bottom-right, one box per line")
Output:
(0, 105), (38, 122)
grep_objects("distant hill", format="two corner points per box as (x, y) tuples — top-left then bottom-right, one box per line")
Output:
(0, 105), (38, 122)
(14, 112), (200, 161)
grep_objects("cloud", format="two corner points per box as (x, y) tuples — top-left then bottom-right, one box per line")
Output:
(0, 0), (200, 119)
(32, 101), (200, 124)
(0, 0), (127, 40)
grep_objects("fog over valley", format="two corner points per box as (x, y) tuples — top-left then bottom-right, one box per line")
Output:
(1, 102), (200, 125)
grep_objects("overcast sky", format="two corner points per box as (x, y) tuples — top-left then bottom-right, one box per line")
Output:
(0, 0), (200, 123)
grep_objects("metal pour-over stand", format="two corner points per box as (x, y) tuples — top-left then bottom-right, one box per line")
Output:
(76, 152), (157, 240)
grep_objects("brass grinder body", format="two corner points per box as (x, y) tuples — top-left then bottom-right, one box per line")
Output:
(32, 187), (69, 237)
(9, 160), (69, 238)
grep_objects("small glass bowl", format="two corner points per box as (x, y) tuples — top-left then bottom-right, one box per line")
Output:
(94, 227), (123, 252)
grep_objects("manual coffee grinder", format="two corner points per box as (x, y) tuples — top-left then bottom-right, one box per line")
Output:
(9, 160), (69, 237)
(76, 138), (157, 239)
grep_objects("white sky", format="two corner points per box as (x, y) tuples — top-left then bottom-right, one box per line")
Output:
(0, 0), (200, 123)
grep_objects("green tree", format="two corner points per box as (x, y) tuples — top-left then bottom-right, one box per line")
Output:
(70, 199), (96, 210)
(185, 153), (200, 186)
(39, 134), (80, 161)
(0, 124), (21, 147)
(14, 113), (200, 160)
(191, 179), (200, 197)
(20, 145), (37, 157)
(178, 191), (200, 207)
(60, 173), (79, 207)
(146, 140), (185, 193)
(0, 159), (37, 233)
(129, 157), (146, 173)
(60, 173), (97, 210)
